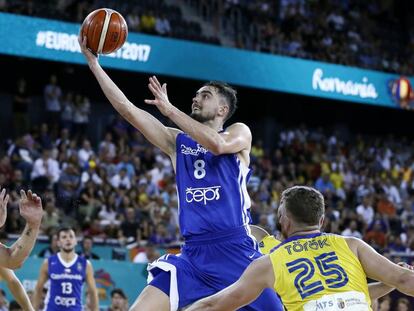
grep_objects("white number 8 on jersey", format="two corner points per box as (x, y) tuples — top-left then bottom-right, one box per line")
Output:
(193, 159), (206, 179)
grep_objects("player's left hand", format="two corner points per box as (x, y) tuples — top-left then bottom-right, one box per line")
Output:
(0, 189), (9, 228)
(145, 76), (174, 117)
(19, 190), (43, 227)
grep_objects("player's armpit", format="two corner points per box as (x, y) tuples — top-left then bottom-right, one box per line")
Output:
(216, 122), (251, 155)
(350, 237), (414, 296)
(187, 256), (274, 311)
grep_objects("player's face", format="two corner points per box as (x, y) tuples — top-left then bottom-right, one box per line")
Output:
(190, 86), (221, 123)
(58, 230), (77, 253)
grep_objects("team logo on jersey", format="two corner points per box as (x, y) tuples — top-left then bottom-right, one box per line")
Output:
(337, 298), (345, 309)
(77, 262), (83, 272)
(64, 268), (71, 273)
(185, 186), (221, 205)
(181, 144), (208, 156)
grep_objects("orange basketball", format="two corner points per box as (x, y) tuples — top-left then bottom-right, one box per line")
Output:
(80, 8), (128, 55)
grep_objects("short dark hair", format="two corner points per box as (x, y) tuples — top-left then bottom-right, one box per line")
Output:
(111, 288), (126, 299)
(57, 227), (75, 239)
(204, 81), (237, 121)
(281, 186), (325, 225)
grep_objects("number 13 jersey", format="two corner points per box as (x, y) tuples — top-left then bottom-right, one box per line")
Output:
(45, 254), (86, 311)
(269, 233), (371, 311)
(175, 133), (252, 238)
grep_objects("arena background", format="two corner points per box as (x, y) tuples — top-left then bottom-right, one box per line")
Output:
(0, 0), (414, 310)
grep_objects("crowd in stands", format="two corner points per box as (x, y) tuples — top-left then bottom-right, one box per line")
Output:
(2, 0), (413, 74)
(0, 0), (220, 45)
(188, 0), (414, 75)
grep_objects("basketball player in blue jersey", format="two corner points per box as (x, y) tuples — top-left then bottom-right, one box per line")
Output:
(79, 37), (282, 310)
(33, 227), (99, 311)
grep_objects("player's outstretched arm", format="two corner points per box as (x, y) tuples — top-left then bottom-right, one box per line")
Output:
(78, 36), (179, 156)
(367, 262), (413, 300)
(347, 237), (414, 297)
(187, 256), (274, 311)
(33, 260), (48, 311)
(85, 261), (99, 311)
(146, 76), (251, 155)
(0, 190), (43, 270)
(0, 267), (34, 311)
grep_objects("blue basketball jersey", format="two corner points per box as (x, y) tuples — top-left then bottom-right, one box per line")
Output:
(176, 133), (252, 237)
(44, 254), (86, 311)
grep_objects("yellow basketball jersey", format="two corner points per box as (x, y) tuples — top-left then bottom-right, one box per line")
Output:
(269, 233), (371, 311)
(259, 235), (281, 255)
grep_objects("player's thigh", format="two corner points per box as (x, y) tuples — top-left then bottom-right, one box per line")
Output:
(130, 285), (170, 311)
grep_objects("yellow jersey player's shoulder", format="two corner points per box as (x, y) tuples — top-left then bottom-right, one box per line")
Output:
(259, 235), (281, 255)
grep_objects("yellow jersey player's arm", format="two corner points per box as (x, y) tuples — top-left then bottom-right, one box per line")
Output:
(187, 256), (274, 311)
(346, 237), (414, 296)
(85, 260), (99, 311)
(0, 267), (34, 311)
(33, 259), (48, 311)
(249, 225), (270, 242)
(78, 36), (179, 157)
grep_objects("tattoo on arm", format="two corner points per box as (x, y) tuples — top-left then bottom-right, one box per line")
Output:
(25, 229), (31, 237)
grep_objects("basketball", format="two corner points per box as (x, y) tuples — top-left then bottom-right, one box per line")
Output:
(80, 8), (127, 55)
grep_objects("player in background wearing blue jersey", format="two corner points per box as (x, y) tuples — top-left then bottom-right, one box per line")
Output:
(33, 227), (99, 311)
(79, 37), (282, 311)
(0, 188), (44, 270)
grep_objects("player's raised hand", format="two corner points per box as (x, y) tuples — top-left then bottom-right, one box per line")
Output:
(78, 35), (98, 66)
(0, 188), (9, 228)
(145, 76), (174, 116)
(19, 190), (43, 227)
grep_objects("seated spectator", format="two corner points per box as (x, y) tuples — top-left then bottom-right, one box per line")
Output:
(314, 172), (335, 194)
(38, 233), (59, 258)
(107, 288), (128, 311)
(110, 168), (131, 190)
(133, 243), (160, 264)
(78, 236), (100, 260)
(40, 199), (60, 234)
(341, 220), (362, 239)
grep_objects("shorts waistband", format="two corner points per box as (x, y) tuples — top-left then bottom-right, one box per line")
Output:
(184, 226), (250, 246)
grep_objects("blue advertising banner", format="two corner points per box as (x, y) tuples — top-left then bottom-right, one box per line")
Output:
(0, 12), (412, 109)
(0, 257), (147, 308)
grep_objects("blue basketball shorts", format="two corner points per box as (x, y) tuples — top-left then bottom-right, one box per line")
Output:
(148, 226), (283, 310)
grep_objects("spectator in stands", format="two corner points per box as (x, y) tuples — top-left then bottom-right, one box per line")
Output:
(108, 288), (128, 311)
(155, 14), (171, 36)
(60, 92), (74, 131)
(133, 243), (160, 264)
(118, 207), (140, 244)
(72, 95), (90, 140)
(78, 236), (100, 260)
(396, 297), (411, 311)
(110, 168), (131, 190)
(43, 74), (62, 125)
(38, 233), (59, 258)
(40, 199), (60, 234)
(140, 11), (156, 33)
(356, 195), (375, 227)
(30, 148), (60, 192)
(12, 78), (31, 137)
